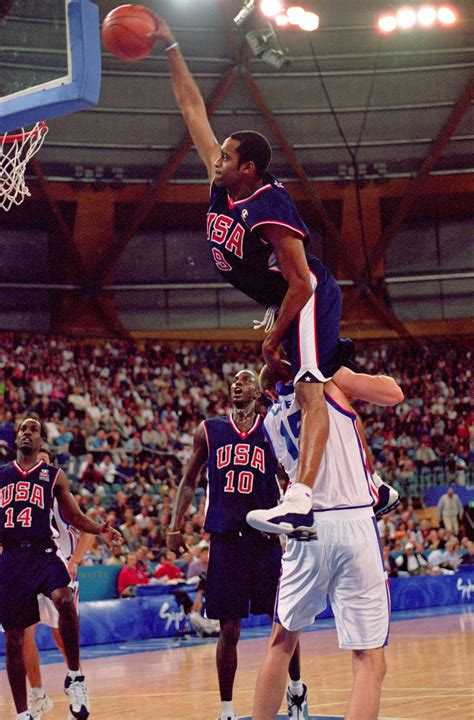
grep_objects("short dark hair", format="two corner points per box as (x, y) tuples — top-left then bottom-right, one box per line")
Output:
(230, 131), (272, 178)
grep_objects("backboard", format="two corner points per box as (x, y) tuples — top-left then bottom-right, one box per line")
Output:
(0, 0), (101, 132)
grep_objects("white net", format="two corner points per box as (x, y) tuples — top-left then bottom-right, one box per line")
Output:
(0, 122), (48, 211)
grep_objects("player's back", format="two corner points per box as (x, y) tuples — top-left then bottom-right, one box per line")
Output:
(203, 415), (280, 533)
(264, 383), (378, 511)
(0, 460), (59, 541)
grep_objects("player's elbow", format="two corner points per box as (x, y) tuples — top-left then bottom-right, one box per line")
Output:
(386, 383), (404, 405)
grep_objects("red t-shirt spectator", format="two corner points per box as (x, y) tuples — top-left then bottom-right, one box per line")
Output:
(118, 555), (150, 595)
(154, 562), (183, 581)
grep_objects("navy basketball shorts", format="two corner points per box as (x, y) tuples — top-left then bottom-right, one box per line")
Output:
(206, 531), (282, 620)
(0, 542), (72, 631)
(285, 258), (342, 384)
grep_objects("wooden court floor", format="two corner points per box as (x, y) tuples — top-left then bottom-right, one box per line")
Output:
(1, 611), (473, 720)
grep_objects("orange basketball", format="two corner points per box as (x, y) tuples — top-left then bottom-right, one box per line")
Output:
(102, 4), (158, 62)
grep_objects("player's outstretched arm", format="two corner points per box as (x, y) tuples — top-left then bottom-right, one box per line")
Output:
(149, 15), (220, 179)
(54, 470), (122, 545)
(67, 532), (96, 580)
(333, 366), (404, 406)
(167, 421), (209, 553)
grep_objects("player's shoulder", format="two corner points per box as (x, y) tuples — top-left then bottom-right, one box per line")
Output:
(0, 461), (14, 476)
(204, 415), (230, 428)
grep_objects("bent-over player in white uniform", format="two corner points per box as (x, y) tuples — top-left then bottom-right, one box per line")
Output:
(248, 367), (403, 720)
(23, 447), (94, 720)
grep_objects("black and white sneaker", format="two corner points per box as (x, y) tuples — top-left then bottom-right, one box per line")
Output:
(287, 683), (309, 720)
(64, 675), (90, 720)
(247, 485), (316, 536)
(373, 482), (400, 518)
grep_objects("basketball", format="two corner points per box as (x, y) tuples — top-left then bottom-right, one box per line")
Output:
(101, 4), (158, 62)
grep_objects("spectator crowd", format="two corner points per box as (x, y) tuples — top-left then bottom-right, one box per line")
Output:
(0, 333), (471, 582)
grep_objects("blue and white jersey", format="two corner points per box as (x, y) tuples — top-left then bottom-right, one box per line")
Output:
(208, 174), (320, 307)
(263, 383), (379, 511)
(203, 414), (280, 533)
(51, 498), (78, 561)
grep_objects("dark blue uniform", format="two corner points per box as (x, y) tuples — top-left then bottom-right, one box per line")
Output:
(203, 415), (283, 620)
(0, 460), (71, 630)
(207, 175), (342, 381)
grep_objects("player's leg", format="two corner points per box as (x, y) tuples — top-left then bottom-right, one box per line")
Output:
(253, 622), (300, 720)
(216, 618), (241, 719)
(345, 647), (386, 720)
(287, 641), (308, 720)
(248, 265), (341, 534)
(23, 623), (54, 719)
(5, 627), (30, 714)
(50, 584), (89, 720)
(205, 533), (250, 720)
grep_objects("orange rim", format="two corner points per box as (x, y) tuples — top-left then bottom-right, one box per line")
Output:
(0, 120), (47, 143)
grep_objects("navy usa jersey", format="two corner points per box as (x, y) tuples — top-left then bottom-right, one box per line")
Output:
(208, 173), (316, 307)
(203, 415), (280, 533)
(0, 460), (59, 541)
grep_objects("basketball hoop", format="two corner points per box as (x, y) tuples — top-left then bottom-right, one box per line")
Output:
(0, 121), (48, 211)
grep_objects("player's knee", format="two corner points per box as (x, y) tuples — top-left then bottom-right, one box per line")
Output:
(353, 648), (386, 684)
(219, 620), (240, 646)
(269, 622), (299, 654)
(52, 589), (75, 616)
(5, 628), (25, 653)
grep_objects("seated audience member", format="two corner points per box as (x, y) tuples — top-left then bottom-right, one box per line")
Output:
(105, 544), (127, 566)
(395, 542), (431, 575)
(186, 543), (209, 579)
(83, 536), (110, 566)
(154, 549), (184, 582)
(460, 541), (474, 566)
(383, 544), (398, 578)
(98, 452), (117, 484)
(118, 552), (150, 597)
(428, 538), (462, 572)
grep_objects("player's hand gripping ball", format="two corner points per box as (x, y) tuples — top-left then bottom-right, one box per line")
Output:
(102, 4), (158, 61)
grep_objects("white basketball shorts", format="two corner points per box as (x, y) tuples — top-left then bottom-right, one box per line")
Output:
(276, 507), (390, 649)
(37, 579), (79, 628)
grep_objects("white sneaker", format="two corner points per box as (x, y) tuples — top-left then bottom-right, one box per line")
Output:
(247, 485), (316, 536)
(287, 683), (309, 720)
(28, 688), (53, 719)
(217, 714), (238, 720)
(64, 674), (90, 720)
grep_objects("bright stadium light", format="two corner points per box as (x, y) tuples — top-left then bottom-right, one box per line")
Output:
(286, 6), (306, 25)
(260, 0), (284, 18)
(438, 5), (457, 24)
(275, 13), (289, 26)
(397, 7), (417, 28)
(299, 11), (319, 31)
(417, 5), (437, 25)
(378, 14), (397, 32)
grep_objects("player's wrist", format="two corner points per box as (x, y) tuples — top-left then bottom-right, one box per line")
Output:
(164, 38), (178, 52)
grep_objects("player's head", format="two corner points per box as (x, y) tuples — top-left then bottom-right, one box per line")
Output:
(16, 416), (47, 455)
(259, 361), (292, 399)
(230, 369), (259, 408)
(215, 131), (272, 189)
(39, 445), (53, 463)
(230, 131), (272, 178)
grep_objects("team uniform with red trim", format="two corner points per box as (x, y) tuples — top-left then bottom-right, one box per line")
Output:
(208, 175), (342, 382)
(0, 460), (71, 630)
(263, 384), (390, 649)
(202, 414), (283, 620)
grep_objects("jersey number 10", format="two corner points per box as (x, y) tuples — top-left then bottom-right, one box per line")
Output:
(224, 470), (254, 494)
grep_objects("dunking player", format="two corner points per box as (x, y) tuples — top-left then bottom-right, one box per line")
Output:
(167, 370), (308, 720)
(247, 366), (403, 720)
(0, 419), (121, 720)
(23, 446), (95, 720)
(151, 15), (352, 535)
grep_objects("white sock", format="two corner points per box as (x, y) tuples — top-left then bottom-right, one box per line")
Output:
(17, 712), (32, 720)
(287, 483), (311, 498)
(67, 669), (81, 681)
(290, 678), (304, 695)
(30, 686), (45, 696)
(220, 700), (234, 716)
(372, 472), (383, 488)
